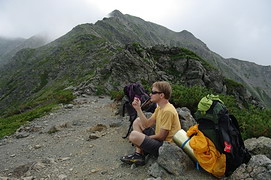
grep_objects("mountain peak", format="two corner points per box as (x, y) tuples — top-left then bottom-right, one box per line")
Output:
(180, 30), (194, 36)
(109, 10), (124, 18)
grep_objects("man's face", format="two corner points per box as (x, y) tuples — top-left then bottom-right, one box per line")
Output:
(150, 87), (163, 103)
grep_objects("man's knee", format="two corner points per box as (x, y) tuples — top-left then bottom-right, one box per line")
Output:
(129, 131), (144, 145)
(129, 131), (138, 143)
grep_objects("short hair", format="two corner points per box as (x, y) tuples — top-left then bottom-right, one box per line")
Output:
(152, 81), (172, 100)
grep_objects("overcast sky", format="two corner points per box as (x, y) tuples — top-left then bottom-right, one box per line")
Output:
(0, 0), (270, 66)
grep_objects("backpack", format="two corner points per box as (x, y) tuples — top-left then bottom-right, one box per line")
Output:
(122, 83), (156, 138)
(194, 94), (251, 176)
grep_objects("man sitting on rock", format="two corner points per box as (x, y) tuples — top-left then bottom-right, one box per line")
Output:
(120, 81), (181, 165)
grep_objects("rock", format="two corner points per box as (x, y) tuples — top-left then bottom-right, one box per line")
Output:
(15, 132), (30, 139)
(22, 176), (34, 180)
(176, 107), (197, 131)
(148, 162), (167, 178)
(245, 136), (271, 159)
(130, 164), (136, 169)
(32, 162), (46, 170)
(88, 133), (100, 140)
(59, 157), (70, 161)
(47, 125), (60, 134)
(29, 125), (42, 132)
(109, 121), (122, 128)
(58, 174), (67, 180)
(229, 155), (271, 180)
(64, 104), (74, 109)
(58, 122), (72, 128)
(157, 143), (194, 176)
(42, 158), (56, 164)
(88, 124), (107, 133)
(145, 177), (162, 180)
(12, 162), (34, 178)
(90, 169), (99, 173)
(34, 144), (42, 149)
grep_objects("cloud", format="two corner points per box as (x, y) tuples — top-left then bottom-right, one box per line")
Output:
(160, 0), (271, 65)
(0, 0), (104, 39)
(0, 0), (270, 65)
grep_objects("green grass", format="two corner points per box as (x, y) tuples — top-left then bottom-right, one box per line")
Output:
(0, 89), (75, 138)
(171, 84), (212, 112)
(109, 90), (124, 101)
(0, 104), (56, 138)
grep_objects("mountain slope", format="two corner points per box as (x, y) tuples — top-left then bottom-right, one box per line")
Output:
(0, 37), (25, 65)
(0, 35), (50, 66)
(223, 58), (271, 107)
(0, 31), (117, 114)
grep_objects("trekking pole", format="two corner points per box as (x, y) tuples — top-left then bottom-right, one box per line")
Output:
(140, 97), (151, 110)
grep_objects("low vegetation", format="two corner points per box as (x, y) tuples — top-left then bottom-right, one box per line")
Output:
(0, 89), (75, 138)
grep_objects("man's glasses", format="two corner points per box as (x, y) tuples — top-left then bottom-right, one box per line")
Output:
(151, 91), (163, 94)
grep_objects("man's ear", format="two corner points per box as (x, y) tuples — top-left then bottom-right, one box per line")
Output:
(160, 93), (165, 99)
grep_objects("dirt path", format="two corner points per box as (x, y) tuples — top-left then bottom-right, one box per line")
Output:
(0, 96), (152, 180)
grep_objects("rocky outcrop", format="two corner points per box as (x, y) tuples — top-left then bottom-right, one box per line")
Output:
(76, 43), (255, 107)
(147, 143), (215, 179)
(176, 107), (197, 131)
(245, 136), (271, 159)
(229, 155), (271, 180)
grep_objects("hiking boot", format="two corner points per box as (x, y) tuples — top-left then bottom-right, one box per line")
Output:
(120, 152), (145, 165)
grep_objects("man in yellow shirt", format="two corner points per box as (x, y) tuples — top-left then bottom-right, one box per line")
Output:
(120, 81), (181, 165)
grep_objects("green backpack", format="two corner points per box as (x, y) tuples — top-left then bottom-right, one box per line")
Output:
(194, 94), (251, 176)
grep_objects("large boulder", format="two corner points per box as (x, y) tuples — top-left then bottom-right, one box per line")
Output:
(148, 143), (216, 179)
(176, 107), (197, 131)
(156, 143), (194, 176)
(229, 155), (271, 180)
(245, 136), (271, 159)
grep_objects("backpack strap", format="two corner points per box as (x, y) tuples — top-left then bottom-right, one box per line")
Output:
(122, 101), (128, 117)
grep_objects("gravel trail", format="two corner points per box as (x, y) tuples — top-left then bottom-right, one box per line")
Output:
(0, 96), (152, 180)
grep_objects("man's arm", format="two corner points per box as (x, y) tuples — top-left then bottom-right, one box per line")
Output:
(136, 108), (156, 128)
(132, 97), (156, 128)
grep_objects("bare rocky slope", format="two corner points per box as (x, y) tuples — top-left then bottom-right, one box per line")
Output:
(0, 96), (152, 179)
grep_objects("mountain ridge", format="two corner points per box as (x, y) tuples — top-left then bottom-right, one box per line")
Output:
(0, 34), (50, 66)
(104, 10), (271, 107)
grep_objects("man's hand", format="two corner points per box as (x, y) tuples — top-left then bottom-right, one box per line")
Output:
(132, 97), (141, 111)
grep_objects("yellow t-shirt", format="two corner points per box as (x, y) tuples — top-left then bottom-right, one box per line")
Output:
(151, 103), (181, 142)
